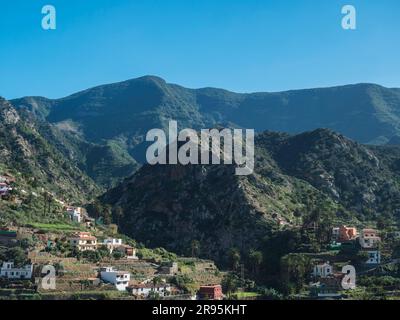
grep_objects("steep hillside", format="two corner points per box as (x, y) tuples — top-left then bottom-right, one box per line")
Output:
(0, 97), (100, 202)
(100, 129), (400, 265)
(256, 129), (400, 219)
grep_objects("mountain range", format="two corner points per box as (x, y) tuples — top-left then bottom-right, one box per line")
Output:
(11, 77), (400, 174)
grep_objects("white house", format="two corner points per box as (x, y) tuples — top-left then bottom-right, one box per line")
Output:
(128, 283), (172, 298)
(103, 238), (123, 246)
(366, 250), (381, 265)
(71, 211), (81, 223)
(66, 207), (83, 223)
(0, 262), (33, 280)
(313, 262), (333, 278)
(102, 238), (123, 253)
(100, 267), (130, 291)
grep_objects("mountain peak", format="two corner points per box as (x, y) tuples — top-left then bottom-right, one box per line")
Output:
(134, 75), (167, 83)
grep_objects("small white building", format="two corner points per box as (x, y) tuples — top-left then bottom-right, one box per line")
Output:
(103, 238), (123, 246)
(128, 283), (172, 298)
(313, 262), (333, 278)
(102, 238), (123, 253)
(0, 262), (33, 280)
(66, 207), (83, 223)
(366, 250), (381, 265)
(100, 267), (130, 291)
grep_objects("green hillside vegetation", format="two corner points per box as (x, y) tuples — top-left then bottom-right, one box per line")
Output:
(0, 98), (100, 203)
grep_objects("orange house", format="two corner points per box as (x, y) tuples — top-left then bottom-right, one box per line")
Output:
(338, 225), (357, 242)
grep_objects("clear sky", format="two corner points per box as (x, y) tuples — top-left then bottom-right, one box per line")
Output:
(1, 0), (399, 99)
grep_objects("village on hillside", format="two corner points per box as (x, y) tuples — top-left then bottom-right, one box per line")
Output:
(0, 173), (225, 300)
(2, 170), (400, 300)
(0, 212), (225, 300)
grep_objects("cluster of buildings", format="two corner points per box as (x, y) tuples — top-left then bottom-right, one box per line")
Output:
(0, 259), (175, 298)
(331, 225), (381, 264)
(98, 264), (222, 300)
(309, 225), (385, 299)
(310, 261), (356, 299)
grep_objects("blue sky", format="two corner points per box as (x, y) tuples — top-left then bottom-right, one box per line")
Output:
(1, 0), (399, 99)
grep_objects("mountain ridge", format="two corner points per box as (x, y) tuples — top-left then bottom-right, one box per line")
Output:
(12, 76), (400, 140)
(11, 75), (398, 99)
(10, 76), (400, 188)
